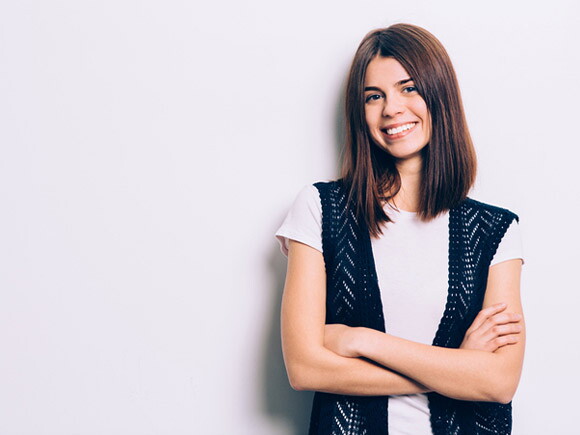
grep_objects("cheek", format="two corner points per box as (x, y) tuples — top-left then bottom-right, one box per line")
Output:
(364, 113), (372, 133)
(413, 100), (431, 134)
(412, 99), (428, 117)
(364, 107), (380, 130)
(423, 111), (432, 139)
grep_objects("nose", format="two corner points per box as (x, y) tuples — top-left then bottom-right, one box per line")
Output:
(382, 93), (405, 117)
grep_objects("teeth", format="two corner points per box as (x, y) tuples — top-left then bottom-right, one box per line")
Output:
(386, 123), (415, 135)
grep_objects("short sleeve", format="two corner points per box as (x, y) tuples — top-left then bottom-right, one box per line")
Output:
(275, 184), (323, 257)
(490, 219), (525, 267)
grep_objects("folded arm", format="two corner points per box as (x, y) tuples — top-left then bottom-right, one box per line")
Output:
(326, 258), (525, 403)
(281, 239), (430, 396)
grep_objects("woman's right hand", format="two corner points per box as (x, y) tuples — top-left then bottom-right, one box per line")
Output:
(459, 303), (523, 352)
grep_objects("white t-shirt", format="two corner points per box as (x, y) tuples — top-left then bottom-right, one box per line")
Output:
(275, 183), (525, 435)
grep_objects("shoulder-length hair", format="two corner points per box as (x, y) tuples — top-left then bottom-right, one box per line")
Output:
(340, 23), (477, 238)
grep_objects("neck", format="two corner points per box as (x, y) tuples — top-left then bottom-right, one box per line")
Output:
(390, 156), (423, 212)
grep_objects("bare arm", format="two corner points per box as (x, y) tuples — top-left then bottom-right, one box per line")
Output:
(281, 239), (430, 395)
(325, 259), (525, 403)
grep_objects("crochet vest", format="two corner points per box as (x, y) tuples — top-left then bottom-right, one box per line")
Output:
(309, 180), (519, 435)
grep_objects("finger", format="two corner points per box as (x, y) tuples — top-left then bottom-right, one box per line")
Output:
(490, 334), (520, 351)
(468, 303), (508, 333)
(486, 312), (523, 328)
(483, 323), (523, 341)
(480, 312), (523, 336)
(499, 323), (523, 335)
(467, 303), (506, 333)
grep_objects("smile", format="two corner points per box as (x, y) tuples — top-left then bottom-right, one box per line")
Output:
(382, 122), (418, 137)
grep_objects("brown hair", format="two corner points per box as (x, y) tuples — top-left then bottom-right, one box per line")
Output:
(340, 23), (477, 238)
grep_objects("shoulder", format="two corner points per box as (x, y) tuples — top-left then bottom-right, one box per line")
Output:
(450, 197), (524, 266)
(313, 179), (345, 194)
(312, 179), (350, 207)
(295, 182), (322, 201)
(275, 182), (327, 257)
(460, 197), (520, 224)
(294, 180), (340, 208)
(282, 182), (324, 219)
(456, 197), (522, 254)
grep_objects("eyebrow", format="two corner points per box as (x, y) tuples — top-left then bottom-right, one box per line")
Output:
(364, 78), (414, 92)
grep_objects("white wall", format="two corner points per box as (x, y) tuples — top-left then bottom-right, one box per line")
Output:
(1, 1), (578, 434)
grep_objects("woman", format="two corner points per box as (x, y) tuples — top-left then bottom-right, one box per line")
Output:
(275, 23), (525, 435)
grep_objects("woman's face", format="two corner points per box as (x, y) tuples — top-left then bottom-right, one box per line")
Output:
(364, 56), (431, 162)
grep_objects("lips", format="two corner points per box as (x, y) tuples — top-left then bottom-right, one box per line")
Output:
(381, 122), (418, 139)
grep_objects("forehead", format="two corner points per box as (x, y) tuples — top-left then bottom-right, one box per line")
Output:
(364, 56), (411, 86)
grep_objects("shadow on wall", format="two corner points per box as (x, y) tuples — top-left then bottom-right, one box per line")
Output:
(259, 69), (347, 434)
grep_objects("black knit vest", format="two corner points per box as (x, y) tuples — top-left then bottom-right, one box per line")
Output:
(309, 180), (519, 435)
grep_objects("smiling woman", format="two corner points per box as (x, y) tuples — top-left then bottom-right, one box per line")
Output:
(363, 57), (431, 164)
(275, 23), (525, 435)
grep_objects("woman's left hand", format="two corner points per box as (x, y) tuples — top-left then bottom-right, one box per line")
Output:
(323, 324), (364, 358)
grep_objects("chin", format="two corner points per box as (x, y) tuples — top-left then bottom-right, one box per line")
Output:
(376, 145), (425, 161)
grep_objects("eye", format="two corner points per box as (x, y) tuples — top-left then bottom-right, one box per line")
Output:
(365, 94), (383, 103)
(403, 86), (418, 93)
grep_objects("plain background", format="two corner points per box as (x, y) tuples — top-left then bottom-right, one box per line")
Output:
(1, 1), (579, 434)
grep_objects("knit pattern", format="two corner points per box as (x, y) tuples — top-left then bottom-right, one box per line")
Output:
(310, 180), (388, 435)
(310, 180), (519, 435)
(428, 197), (518, 435)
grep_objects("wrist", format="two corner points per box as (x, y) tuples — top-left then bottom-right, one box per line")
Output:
(353, 327), (380, 358)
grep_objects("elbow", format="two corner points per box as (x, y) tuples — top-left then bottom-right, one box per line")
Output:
(472, 354), (521, 404)
(484, 376), (519, 405)
(495, 394), (514, 406)
(288, 374), (308, 392)
(287, 366), (306, 391)
(283, 346), (338, 392)
(285, 362), (317, 392)
(486, 390), (514, 405)
(469, 386), (513, 405)
(490, 385), (517, 405)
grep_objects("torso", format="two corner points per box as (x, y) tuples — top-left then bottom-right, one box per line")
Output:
(371, 202), (449, 434)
